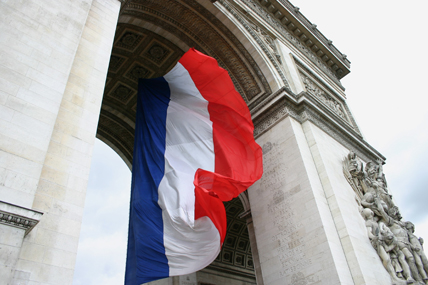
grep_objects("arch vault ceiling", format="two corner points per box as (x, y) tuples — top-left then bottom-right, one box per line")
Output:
(96, 1), (266, 278)
(97, 0), (271, 167)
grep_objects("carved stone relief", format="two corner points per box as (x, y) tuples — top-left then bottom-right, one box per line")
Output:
(0, 208), (42, 236)
(123, 0), (269, 101)
(300, 72), (348, 122)
(240, 0), (345, 85)
(252, 86), (377, 163)
(343, 152), (428, 284)
(218, 0), (289, 88)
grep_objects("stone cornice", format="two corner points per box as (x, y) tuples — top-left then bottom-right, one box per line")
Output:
(237, 0), (350, 80)
(276, 0), (350, 67)
(217, 0), (289, 90)
(0, 201), (43, 236)
(252, 88), (385, 163)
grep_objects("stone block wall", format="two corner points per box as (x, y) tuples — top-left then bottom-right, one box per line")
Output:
(0, 0), (93, 209)
(0, 0), (121, 284)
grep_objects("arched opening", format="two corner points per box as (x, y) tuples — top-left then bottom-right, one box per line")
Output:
(201, 197), (257, 284)
(73, 139), (131, 284)
(97, 0), (271, 169)
(88, 1), (268, 283)
(74, 140), (257, 284)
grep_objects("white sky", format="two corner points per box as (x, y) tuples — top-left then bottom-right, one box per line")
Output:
(73, 1), (428, 284)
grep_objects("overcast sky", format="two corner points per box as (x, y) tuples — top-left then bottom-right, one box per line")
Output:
(73, 1), (428, 284)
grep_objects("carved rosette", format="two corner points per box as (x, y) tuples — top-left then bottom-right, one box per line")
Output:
(343, 152), (428, 284)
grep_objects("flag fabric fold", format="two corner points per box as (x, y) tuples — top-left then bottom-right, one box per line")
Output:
(125, 48), (263, 284)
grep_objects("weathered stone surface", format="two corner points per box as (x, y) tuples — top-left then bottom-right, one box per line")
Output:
(0, 0), (419, 284)
(344, 151), (428, 284)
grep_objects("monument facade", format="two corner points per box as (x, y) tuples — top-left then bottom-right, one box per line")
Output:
(0, 0), (425, 284)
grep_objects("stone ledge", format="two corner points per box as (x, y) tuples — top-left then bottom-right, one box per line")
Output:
(0, 200), (43, 236)
(251, 88), (385, 163)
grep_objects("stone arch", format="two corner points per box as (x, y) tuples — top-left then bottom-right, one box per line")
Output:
(96, 0), (275, 169)
(204, 197), (257, 283)
(96, 0), (271, 282)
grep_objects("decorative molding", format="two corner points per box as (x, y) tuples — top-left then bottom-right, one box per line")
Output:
(241, 0), (347, 85)
(276, 0), (350, 68)
(0, 201), (43, 236)
(301, 73), (348, 122)
(252, 89), (385, 163)
(295, 57), (363, 136)
(217, 0), (289, 89)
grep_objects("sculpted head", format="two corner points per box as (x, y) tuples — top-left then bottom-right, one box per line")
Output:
(405, 221), (415, 233)
(379, 223), (394, 243)
(384, 227), (394, 242)
(388, 206), (402, 221)
(362, 208), (374, 220)
(347, 152), (363, 178)
(365, 162), (378, 179)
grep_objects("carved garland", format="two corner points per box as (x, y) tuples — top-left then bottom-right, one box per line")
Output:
(343, 152), (428, 284)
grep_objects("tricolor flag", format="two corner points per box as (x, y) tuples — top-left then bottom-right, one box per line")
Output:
(125, 48), (263, 284)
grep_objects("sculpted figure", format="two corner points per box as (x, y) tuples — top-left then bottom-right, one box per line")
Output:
(343, 151), (428, 284)
(347, 152), (364, 180)
(362, 208), (379, 247)
(364, 162), (395, 209)
(378, 223), (411, 282)
(405, 221), (428, 282)
(343, 152), (366, 200)
(387, 208), (421, 282)
(362, 208), (403, 281)
(361, 191), (389, 217)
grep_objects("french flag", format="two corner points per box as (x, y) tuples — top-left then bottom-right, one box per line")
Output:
(125, 48), (263, 284)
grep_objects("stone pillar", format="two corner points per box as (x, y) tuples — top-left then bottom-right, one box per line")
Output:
(301, 120), (391, 284)
(1, 1), (122, 284)
(0, 201), (42, 283)
(248, 115), (392, 284)
(0, 0), (94, 210)
(246, 216), (264, 285)
(248, 116), (354, 285)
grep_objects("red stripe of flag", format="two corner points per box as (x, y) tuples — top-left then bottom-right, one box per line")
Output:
(179, 48), (263, 244)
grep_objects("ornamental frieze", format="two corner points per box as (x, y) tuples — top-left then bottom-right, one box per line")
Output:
(0, 209), (41, 236)
(343, 152), (428, 284)
(300, 73), (348, 122)
(217, 0), (289, 88)
(241, 0), (343, 85)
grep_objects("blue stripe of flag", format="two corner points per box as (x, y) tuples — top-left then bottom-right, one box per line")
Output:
(125, 77), (171, 284)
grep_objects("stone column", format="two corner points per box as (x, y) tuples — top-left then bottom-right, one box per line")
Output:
(9, 1), (121, 284)
(246, 216), (264, 285)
